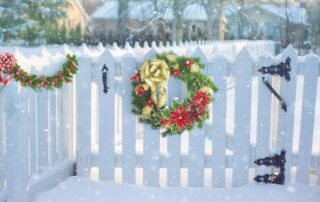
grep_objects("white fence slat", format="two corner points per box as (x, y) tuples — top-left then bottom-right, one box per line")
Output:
(188, 48), (207, 187)
(28, 89), (38, 175)
(143, 49), (160, 186)
(37, 91), (50, 173)
(210, 56), (228, 187)
(62, 83), (74, 159)
(233, 48), (253, 186)
(276, 45), (298, 183)
(296, 55), (319, 184)
(255, 56), (274, 174)
(0, 90), (5, 187)
(121, 55), (136, 184)
(58, 87), (65, 160)
(166, 79), (182, 187)
(98, 50), (116, 180)
(5, 84), (29, 202)
(49, 90), (58, 165)
(76, 57), (93, 177)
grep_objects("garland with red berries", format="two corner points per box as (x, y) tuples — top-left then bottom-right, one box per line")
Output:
(130, 53), (218, 137)
(0, 53), (78, 90)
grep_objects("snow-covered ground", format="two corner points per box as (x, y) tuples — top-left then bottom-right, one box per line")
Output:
(34, 177), (320, 202)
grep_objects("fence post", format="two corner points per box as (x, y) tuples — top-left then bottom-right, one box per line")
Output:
(5, 84), (29, 202)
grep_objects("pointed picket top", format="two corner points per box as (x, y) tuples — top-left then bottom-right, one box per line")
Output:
(281, 44), (297, 60)
(151, 41), (157, 49)
(145, 47), (158, 60)
(112, 42), (119, 50)
(158, 41), (164, 49)
(134, 41), (141, 49)
(97, 42), (105, 52)
(81, 43), (92, 56)
(124, 41), (133, 52)
(192, 47), (208, 63)
(165, 41), (171, 49)
(172, 41), (177, 47)
(143, 41), (149, 49)
(235, 47), (253, 65)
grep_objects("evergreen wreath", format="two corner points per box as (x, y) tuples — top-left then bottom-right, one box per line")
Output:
(0, 53), (78, 90)
(130, 53), (218, 137)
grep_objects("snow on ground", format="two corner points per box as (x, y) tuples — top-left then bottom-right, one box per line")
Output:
(34, 177), (320, 202)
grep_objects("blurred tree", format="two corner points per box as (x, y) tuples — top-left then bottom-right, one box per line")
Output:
(307, 0), (320, 49)
(68, 23), (83, 45)
(0, 1), (24, 42)
(117, 0), (129, 46)
(15, 0), (67, 44)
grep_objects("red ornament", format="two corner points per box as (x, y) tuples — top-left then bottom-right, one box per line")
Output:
(69, 65), (76, 71)
(172, 69), (181, 77)
(192, 90), (210, 108)
(169, 104), (191, 130)
(57, 71), (62, 77)
(130, 72), (140, 82)
(136, 86), (145, 96)
(184, 58), (195, 70)
(146, 99), (153, 107)
(0, 74), (11, 87)
(28, 80), (33, 86)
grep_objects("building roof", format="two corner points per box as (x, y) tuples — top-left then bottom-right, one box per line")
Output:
(90, 1), (306, 24)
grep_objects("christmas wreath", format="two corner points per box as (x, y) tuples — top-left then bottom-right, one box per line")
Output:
(130, 53), (218, 137)
(0, 52), (78, 90)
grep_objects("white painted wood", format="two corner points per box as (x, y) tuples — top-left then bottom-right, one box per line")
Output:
(62, 83), (74, 159)
(210, 55), (228, 187)
(37, 91), (50, 173)
(28, 89), (38, 175)
(98, 50), (116, 180)
(0, 90), (5, 187)
(233, 48), (253, 187)
(276, 45), (298, 183)
(49, 90), (58, 165)
(120, 54), (136, 184)
(166, 75), (182, 187)
(58, 87), (65, 160)
(76, 57), (93, 177)
(5, 84), (29, 202)
(296, 54), (319, 184)
(188, 48), (207, 187)
(255, 56), (274, 175)
(143, 48), (160, 186)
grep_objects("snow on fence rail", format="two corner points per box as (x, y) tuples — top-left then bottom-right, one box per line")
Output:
(0, 42), (319, 202)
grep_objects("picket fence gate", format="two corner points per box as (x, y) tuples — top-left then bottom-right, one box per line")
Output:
(0, 43), (319, 202)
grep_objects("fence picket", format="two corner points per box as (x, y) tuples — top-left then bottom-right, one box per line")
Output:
(233, 48), (253, 186)
(28, 89), (38, 175)
(76, 57), (93, 177)
(276, 45), (298, 183)
(5, 84), (29, 201)
(188, 48), (207, 187)
(143, 49), (160, 186)
(166, 69), (182, 187)
(98, 50), (116, 181)
(255, 56), (274, 175)
(296, 55), (319, 184)
(121, 55), (136, 184)
(49, 90), (58, 165)
(37, 91), (50, 173)
(210, 55), (228, 187)
(0, 90), (5, 187)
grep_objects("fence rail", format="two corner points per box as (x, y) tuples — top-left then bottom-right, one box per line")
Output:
(0, 41), (319, 202)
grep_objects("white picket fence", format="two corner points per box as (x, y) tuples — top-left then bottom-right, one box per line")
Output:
(0, 42), (319, 202)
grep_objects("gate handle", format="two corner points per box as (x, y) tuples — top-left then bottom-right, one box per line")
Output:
(102, 64), (109, 94)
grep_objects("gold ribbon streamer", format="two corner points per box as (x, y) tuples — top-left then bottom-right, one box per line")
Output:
(140, 59), (170, 109)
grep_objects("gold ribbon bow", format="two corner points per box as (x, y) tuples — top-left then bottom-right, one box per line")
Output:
(140, 59), (170, 109)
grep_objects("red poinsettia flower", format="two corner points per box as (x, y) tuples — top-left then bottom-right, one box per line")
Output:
(172, 69), (181, 77)
(146, 99), (153, 107)
(160, 118), (169, 126)
(130, 72), (140, 82)
(192, 90), (211, 108)
(186, 103), (206, 122)
(184, 58), (195, 70)
(169, 104), (191, 130)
